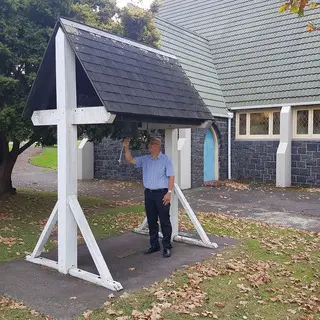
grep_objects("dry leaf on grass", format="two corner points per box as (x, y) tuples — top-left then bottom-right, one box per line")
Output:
(0, 237), (24, 247)
(214, 302), (225, 308)
(247, 272), (271, 287)
(106, 308), (117, 315)
(83, 310), (92, 319)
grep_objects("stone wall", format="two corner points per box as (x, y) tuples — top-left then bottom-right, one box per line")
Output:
(94, 137), (146, 181)
(231, 140), (279, 183)
(191, 117), (229, 187)
(292, 141), (320, 187)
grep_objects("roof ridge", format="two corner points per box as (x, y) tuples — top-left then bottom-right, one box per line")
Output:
(59, 17), (177, 60)
(155, 16), (210, 42)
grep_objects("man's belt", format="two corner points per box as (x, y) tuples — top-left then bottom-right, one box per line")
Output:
(145, 188), (168, 192)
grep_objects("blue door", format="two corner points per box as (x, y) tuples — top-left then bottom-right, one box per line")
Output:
(204, 129), (215, 182)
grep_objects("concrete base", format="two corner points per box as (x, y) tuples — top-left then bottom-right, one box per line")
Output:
(0, 232), (237, 320)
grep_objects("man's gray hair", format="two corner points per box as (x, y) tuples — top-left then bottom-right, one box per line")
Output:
(149, 136), (162, 143)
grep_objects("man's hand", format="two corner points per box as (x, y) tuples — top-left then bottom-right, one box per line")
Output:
(163, 192), (171, 206)
(123, 137), (130, 148)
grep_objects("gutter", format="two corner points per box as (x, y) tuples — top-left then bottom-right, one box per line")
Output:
(227, 112), (234, 180)
(230, 100), (320, 111)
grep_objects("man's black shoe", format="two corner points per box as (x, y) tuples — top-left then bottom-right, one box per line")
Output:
(163, 248), (171, 258)
(144, 246), (161, 254)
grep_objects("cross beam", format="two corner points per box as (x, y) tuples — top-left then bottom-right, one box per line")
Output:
(26, 27), (121, 291)
(31, 107), (115, 126)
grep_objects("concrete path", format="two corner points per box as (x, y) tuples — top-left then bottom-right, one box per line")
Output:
(0, 233), (237, 320)
(12, 147), (320, 232)
(184, 185), (320, 232)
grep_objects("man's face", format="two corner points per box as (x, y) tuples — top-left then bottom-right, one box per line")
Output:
(148, 139), (161, 154)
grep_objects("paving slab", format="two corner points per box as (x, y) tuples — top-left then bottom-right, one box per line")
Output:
(0, 232), (237, 320)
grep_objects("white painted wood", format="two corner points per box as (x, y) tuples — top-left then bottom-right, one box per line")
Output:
(174, 236), (218, 248)
(56, 27), (78, 274)
(72, 107), (115, 124)
(178, 129), (191, 190)
(174, 183), (217, 247)
(28, 27), (124, 290)
(32, 107), (115, 126)
(31, 109), (59, 126)
(134, 229), (218, 249)
(276, 106), (292, 187)
(134, 217), (148, 232)
(25, 256), (59, 270)
(227, 112), (234, 180)
(68, 195), (118, 284)
(30, 201), (58, 258)
(69, 268), (123, 291)
(165, 129), (179, 238)
(77, 138), (94, 180)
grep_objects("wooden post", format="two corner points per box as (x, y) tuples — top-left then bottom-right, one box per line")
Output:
(165, 129), (179, 238)
(55, 28), (78, 273)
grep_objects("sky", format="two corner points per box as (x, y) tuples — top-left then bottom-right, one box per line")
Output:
(116, 0), (153, 9)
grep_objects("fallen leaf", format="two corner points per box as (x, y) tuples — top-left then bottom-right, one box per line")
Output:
(214, 302), (225, 308)
(83, 310), (92, 319)
(108, 293), (115, 299)
(106, 308), (117, 315)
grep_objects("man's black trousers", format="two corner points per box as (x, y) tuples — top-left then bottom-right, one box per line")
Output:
(144, 189), (172, 249)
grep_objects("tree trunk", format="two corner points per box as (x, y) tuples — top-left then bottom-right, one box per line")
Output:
(0, 156), (17, 198)
(0, 136), (35, 198)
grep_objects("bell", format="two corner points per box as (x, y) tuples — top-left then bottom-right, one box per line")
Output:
(114, 121), (140, 138)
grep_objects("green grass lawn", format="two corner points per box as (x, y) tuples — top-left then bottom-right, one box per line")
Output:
(1, 190), (319, 320)
(29, 147), (58, 170)
(29, 142), (82, 170)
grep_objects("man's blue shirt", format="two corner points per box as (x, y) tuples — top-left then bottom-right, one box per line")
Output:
(135, 152), (174, 189)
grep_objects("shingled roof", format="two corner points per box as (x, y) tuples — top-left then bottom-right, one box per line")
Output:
(159, 0), (320, 109)
(155, 17), (227, 117)
(24, 18), (212, 125)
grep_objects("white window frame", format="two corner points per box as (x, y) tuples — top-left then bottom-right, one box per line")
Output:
(293, 106), (320, 140)
(236, 109), (281, 140)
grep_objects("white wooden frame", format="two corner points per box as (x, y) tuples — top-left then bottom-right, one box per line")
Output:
(27, 27), (218, 291)
(26, 28), (122, 291)
(292, 106), (320, 140)
(236, 109), (281, 140)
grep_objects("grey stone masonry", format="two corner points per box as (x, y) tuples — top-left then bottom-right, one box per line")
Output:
(94, 137), (146, 181)
(191, 117), (229, 187)
(232, 139), (279, 184)
(291, 141), (320, 187)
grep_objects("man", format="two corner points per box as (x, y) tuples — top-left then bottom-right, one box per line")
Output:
(123, 136), (174, 258)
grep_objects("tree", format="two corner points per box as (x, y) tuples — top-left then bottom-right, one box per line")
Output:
(0, 0), (161, 198)
(279, 0), (320, 31)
